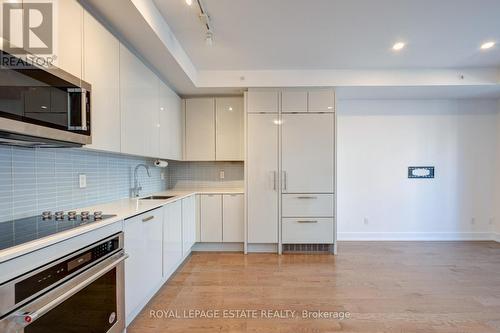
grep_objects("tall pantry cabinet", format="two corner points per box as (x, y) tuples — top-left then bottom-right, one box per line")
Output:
(245, 88), (336, 254)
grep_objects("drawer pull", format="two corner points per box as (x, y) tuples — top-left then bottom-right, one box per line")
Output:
(142, 216), (155, 223)
(296, 196), (318, 199)
(297, 220), (318, 224)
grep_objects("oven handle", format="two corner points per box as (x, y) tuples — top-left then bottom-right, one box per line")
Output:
(14, 251), (128, 327)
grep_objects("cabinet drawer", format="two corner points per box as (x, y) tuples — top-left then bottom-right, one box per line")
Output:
(282, 218), (334, 244)
(282, 194), (334, 217)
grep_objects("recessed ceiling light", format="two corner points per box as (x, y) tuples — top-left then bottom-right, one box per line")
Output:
(185, 0), (193, 6)
(480, 41), (495, 50)
(392, 42), (405, 51)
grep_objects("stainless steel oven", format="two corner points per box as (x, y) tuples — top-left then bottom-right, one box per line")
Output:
(0, 50), (91, 147)
(0, 233), (127, 333)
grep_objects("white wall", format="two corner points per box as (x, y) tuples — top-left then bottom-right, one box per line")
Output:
(495, 101), (500, 241)
(337, 99), (498, 240)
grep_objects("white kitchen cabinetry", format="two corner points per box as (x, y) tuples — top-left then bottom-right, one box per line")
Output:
(281, 90), (307, 113)
(247, 90), (279, 113)
(182, 195), (196, 256)
(184, 98), (215, 161)
(282, 194), (334, 217)
(57, 0), (83, 79)
(83, 12), (120, 153)
(247, 114), (279, 243)
(163, 201), (183, 278)
(216, 97), (244, 160)
(223, 194), (244, 242)
(282, 218), (334, 244)
(281, 114), (335, 193)
(200, 194), (223, 242)
(119, 44), (159, 158)
(159, 80), (183, 160)
(308, 89), (335, 112)
(124, 208), (163, 324)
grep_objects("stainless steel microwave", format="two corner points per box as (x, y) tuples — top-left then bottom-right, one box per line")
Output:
(0, 51), (91, 147)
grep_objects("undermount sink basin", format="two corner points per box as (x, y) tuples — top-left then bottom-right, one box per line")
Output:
(139, 195), (175, 200)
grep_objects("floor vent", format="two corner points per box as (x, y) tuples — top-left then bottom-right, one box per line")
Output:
(283, 244), (332, 253)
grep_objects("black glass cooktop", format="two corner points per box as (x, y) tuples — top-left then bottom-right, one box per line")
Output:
(0, 215), (116, 251)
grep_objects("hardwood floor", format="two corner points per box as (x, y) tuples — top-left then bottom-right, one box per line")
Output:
(128, 242), (500, 333)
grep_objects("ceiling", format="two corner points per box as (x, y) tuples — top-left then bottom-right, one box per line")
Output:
(153, 0), (500, 70)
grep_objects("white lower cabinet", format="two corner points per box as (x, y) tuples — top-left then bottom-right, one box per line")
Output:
(282, 218), (334, 244)
(163, 201), (183, 278)
(199, 194), (244, 243)
(200, 194), (223, 242)
(223, 194), (244, 242)
(182, 195), (196, 256)
(124, 208), (163, 324)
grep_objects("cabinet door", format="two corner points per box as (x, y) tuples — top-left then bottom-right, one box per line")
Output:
(247, 114), (279, 243)
(120, 45), (160, 158)
(163, 201), (183, 278)
(282, 90), (307, 113)
(223, 194), (244, 242)
(57, 0), (83, 79)
(282, 114), (335, 193)
(83, 12), (120, 152)
(124, 208), (163, 323)
(216, 97), (244, 161)
(308, 89), (335, 112)
(159, 80), (182, 160)
(182, 195), (196, 255)
(247, 90), (279, 113)
(200, 194), (223, 242)
(184, 98), (215, 161)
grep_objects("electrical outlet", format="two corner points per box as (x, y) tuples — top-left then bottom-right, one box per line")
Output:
(489, 218), (494, 225)
(219, 170), (225, 179)
(363, 217), (369, 225)
(79, 174), (87, 189)
(470, 217), (476, 225)
(160, 172), (165, 180)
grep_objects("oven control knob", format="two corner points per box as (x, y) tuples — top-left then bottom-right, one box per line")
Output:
(68, 211), (77, 220)
(94, 211), (103, 220)
(81, 211), (90, 219)
(42, 211), (52, 219)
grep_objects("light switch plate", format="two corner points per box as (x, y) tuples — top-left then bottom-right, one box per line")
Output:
(219, 170), (225, 179)
(79, 174), (87, 188)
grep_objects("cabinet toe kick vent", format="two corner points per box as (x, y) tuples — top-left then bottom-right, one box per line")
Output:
(283, 244), (332, 253)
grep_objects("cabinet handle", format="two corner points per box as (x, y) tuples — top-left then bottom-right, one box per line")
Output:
(297, 196), (317, 199)
(297, 220), (318, 224)
(282, 171), (287, 191)
(142, 216), (155, 223)
(273, 171), (277, 191)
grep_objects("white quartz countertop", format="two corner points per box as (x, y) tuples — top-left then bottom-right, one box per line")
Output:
(0, 188), (243, 263)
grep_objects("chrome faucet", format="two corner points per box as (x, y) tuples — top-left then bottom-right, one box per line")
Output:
(132, 164), (151, 197)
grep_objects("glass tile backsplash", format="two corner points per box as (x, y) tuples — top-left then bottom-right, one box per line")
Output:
(0, 146), (167, 222)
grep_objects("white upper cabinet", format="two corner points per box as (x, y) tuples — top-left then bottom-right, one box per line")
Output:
(159, 80), (182, 160)
(119, 44), (159, 157)
(281, 113), (335, 193)
(247, 90), (279, 113)
(282, 90), (307, 113)
(308, 89), (335, 112)
(216, 97), (244, 161)
(184, 98), (216, 161)
(83, 12), (120, 153)
(56, 0), (83, 79)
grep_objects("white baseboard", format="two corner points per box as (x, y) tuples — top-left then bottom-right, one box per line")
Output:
(338, 232), (494, 241)
(493, 233), (500, 243)
(192, 242), (244, 252)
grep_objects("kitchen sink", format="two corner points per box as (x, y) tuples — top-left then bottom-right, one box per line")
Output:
(139, 195), (175, 200)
